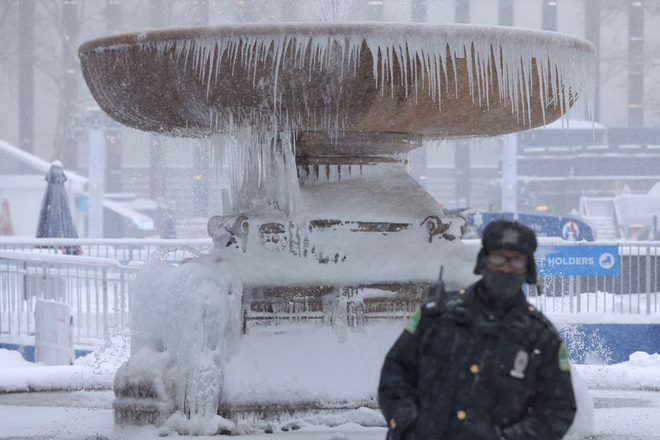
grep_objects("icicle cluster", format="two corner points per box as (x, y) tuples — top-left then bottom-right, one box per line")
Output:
(210, 124), (299, 216)
(145, 24), (594, 130)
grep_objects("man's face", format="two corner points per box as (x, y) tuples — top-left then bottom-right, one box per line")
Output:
(484, 248), (528, 275)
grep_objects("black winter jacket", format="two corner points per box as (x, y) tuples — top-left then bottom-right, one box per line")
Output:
(378, 281), (576, 440)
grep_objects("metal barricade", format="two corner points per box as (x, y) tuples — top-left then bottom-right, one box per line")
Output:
(0, 251), (140, 343)
(527, 241), (657, 316)
(0, 237), (212, 261)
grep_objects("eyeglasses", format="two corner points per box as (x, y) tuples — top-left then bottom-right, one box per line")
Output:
(484, 254), (527, 270)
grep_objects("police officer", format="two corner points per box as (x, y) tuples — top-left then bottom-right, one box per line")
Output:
(378, 220), (576, 440)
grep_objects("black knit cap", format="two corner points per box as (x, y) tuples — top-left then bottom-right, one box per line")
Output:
(474, 219), (538, 284)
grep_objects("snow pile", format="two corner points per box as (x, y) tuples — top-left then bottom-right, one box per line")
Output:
(234, 407), (386, 435)
(0, 341), (125, 393)
(0, 348), (32, 369)
(166, 411), (235, 437)
(0, 360), (112, 393)
(628, 351), (660, 368)
(577, 352), (660, 391)
(124, 258), (243, 435)
(297, 407), (386, 428)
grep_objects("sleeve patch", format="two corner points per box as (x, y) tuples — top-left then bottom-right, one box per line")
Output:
(405, 307), (422, 334)
(558, 342), (571, 371)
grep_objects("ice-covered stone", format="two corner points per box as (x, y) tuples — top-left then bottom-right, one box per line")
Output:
(115, 258), (242, 433)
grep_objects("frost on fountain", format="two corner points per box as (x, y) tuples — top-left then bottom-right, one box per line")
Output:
(114, 258), (243, 435)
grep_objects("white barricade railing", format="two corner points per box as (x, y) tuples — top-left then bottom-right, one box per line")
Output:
(0, 250), (141, 344)
(0, 237), (212, 262)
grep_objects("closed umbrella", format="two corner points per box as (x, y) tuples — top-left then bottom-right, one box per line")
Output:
(36, 161), (82, 255)
(0, 197), (14, 236)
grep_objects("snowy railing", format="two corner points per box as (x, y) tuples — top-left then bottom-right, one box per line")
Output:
(0, 237), (212, 262)
(537, 241), (659, 316)
(0, 250), (140, 344)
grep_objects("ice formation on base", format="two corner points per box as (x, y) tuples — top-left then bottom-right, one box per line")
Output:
(118, 258), (242, 435)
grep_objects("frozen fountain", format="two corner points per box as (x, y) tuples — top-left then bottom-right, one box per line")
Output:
(79, 22), (595, 434)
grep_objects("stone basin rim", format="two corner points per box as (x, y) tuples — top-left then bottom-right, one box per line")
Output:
(79, 22), (595, 55)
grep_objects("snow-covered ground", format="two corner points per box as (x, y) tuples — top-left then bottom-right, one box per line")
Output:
(1, 329), (659, 439)
(1, 389), (659, 439)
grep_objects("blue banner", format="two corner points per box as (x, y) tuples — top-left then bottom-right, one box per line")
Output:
(535, 245), (619, 276)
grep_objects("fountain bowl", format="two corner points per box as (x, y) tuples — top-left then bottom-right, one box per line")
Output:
(79, 23), (594, 157)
